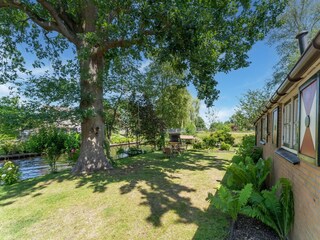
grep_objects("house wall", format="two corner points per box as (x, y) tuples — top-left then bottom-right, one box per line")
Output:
(256, 65), (320, 239)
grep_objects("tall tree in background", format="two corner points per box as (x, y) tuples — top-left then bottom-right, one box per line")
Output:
(266, 0), (320, 90)
(230, 89), (268, 130)
(0, 0), (285, 173)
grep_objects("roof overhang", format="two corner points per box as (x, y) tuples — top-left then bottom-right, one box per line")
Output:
(254, 31), (320, 124)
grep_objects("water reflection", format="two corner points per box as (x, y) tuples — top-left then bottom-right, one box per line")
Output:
(0, 157), (70, 180)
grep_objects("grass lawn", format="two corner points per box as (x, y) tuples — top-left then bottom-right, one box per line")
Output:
(0, 150), (234, 240)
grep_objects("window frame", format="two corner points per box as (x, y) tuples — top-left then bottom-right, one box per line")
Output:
(281, 96), (299, 153)
(282, 100), (292, 149)
(272, 107), (278, 146)
(260, 114), (268, 143)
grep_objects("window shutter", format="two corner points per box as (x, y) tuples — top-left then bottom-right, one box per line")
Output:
(299, 77), (319, 165)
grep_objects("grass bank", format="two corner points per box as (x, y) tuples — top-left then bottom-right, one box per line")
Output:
(0, 150), (234, 240)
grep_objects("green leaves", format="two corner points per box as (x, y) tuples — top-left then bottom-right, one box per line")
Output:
(208, 183), (253, 221)
(0, 160), (21, 185)
(227, 157), (271, 191)
(243, 178), (294, 240)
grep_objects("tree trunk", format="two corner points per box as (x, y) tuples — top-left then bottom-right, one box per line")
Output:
(72, 47), (112, 174)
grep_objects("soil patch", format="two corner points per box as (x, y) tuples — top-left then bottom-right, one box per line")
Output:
(232, 215), (279, 240)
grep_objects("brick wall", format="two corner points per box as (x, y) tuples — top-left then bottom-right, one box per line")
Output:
(256, 105), (320, 240)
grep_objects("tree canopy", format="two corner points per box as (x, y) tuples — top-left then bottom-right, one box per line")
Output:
(0, 0), (286, 173)
(266, 0), (320, 91)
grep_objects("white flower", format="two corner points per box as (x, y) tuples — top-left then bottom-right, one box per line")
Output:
(7, 167), (12, 171)
(1, 174), (6, 178)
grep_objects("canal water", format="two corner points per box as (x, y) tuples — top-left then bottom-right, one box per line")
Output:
(0, 157), (70, 180)
(0, 144), (150, 180)
(0, 152), (130, 180)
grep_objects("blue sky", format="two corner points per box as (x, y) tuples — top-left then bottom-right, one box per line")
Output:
(0, 38), (281, 125)
(189, 40), (280, 124)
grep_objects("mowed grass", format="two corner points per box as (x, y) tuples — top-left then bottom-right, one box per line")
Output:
(0, 150), (234, 240)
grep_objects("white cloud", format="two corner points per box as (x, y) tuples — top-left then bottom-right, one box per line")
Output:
(0, 84), (11, 97)
(198, 101), (236, 127)
(215, 107), (236, 122)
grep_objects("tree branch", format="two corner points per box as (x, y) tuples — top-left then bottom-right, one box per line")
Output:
(105, 30), (155, 50)
(0, 0), (79, 46)
(36, 0), (79, 45)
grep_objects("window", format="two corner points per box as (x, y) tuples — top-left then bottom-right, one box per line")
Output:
(283, 101), (291, 148)
(272, 107), (278, 146)
(293, 97), (299, 150)
(282, 97), (299, 150)
(261, 114), (268, 143)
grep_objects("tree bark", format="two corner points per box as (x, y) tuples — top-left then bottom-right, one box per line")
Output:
(72, 46), (112, 174)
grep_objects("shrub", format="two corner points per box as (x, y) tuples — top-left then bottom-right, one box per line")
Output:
(67, 148), (80, 165)
(43, 128), (69, 172)
(64, 132), (81, 165)
(208, 183), (253, 222)
(220, 142), (231, 151)
(237, 135), (262, 163)
(0, 160), (21, 185)
(193, 141), (205, 149)
(227, 157), (271, 191)
(203, 129), (235, 148)
(127, 147), (143, 156)
(243, 178), (294, 240)
(116, 147), (126, 155)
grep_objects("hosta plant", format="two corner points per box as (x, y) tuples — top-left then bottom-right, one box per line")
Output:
(0, 160), (21, 185)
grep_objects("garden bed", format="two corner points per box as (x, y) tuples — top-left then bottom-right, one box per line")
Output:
(232, 215), (279, 240)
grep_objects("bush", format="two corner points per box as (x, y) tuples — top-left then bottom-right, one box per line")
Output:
(193, 141), (205, 149)
(220, 142), (231, 151)
(227, 157), (271, 191)
(1, 141), (19, 155)
(208, 183), (253, 222)
(116, 147), (126, 155)
(203, 129), (235, 148)
(243, 178), (294, 240)
(127, 147), (143, 156)
(237, 135), (262, 163)
(0, 160), (21, 185)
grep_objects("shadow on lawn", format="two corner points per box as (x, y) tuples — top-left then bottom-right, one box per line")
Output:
(0, 170), (74, 205)
(0, 150), (231, 237)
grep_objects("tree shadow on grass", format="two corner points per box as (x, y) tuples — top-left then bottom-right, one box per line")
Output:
(0, 170), (74, 205)
(0, 150), (231, 236)
(114, 151), (230, 228)
(192, 170), (231, 240)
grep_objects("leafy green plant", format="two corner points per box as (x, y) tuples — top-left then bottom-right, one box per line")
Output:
(0, 160), (21, 185)
(220, 142), (231, 151)
(67, 148), (80, 165)
(193, 141), (205, 149)
(127, 147), (143, 156)
(208, 183), (253, 223)
(1, 141), (20, 155)
(242, 178), (294, 240)
(44, 128), (69, 172)
(237, 135), (262, 163)
(116, 147), (126, 155)
(227, 157), (271, 191)
(203, 130), (235, 148)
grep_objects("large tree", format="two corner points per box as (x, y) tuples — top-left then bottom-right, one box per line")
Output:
(0, 0), (285, 173)
(266, 0), (320, 90)
(230, 89), (268, 130)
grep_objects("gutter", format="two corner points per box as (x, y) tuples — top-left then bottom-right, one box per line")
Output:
(254, 31), (320, 124)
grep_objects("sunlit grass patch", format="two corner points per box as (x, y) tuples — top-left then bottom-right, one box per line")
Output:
(0, 150), (233, 240)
